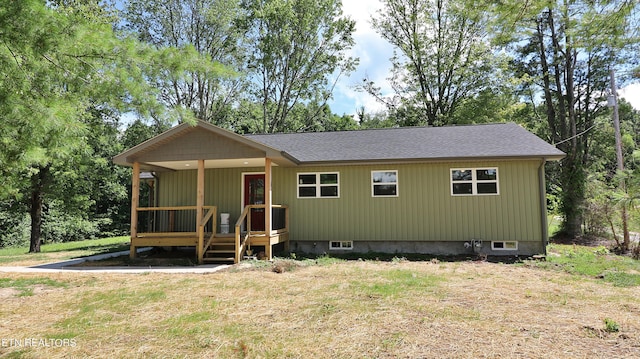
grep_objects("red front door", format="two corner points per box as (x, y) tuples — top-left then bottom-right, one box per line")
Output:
(244, 174), (265, 231)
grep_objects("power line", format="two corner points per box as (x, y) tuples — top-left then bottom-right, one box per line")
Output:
(553, 122), (601, 146)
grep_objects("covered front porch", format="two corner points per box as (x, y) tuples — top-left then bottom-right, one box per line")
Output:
(114, 121), (296, 264)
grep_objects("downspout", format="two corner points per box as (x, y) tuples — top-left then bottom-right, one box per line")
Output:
(538, 158), (548, 256)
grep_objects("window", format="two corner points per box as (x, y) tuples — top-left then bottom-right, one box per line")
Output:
(372, 170), (398, 197)
(491, 241), (518, 251)
(451, 168), (499, 195)
(329, 241), (353, 250)
(298, 172), (339, 198)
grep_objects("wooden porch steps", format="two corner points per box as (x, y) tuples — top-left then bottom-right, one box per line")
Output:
(202, 235), (236, 264)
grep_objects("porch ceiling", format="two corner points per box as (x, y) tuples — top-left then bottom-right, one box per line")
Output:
(145, 158), (270, 171)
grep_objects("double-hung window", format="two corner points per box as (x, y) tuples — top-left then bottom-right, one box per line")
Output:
(451, 168), (499, 195)
(371, 170), (398, 197)
(297, 172), (339, 198)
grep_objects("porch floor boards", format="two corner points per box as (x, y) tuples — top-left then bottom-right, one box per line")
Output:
(131, 231), (289, 264)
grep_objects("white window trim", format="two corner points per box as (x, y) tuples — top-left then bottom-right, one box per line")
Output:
(329, 240), (353, 250)
(297, 172), (340, 199)
(491, 241), (518, 251)
(450, 167), (500, 196)
(371, 170), (399, 197)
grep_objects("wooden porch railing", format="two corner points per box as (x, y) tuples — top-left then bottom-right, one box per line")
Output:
(133, 206), (216, 263)
(133, 204), (287, 264)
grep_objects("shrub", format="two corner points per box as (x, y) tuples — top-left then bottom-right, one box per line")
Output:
(41, 200), (101, 243)
(0, 211), (29, 248)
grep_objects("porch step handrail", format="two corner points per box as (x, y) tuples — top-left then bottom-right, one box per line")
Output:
(198, 206), (217, 263)
(234, 205), (258, 263)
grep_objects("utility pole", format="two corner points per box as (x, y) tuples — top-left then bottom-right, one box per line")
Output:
(609, 69), (630, 251)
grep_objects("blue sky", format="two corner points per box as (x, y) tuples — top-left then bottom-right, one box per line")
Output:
(330, 1), (640, 116)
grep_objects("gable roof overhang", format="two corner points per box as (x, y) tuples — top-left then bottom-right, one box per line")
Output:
(112, 121), (298, 171)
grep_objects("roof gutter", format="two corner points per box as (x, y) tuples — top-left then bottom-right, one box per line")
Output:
(294, 155), (566, 167)
(280, 151), (301, 166)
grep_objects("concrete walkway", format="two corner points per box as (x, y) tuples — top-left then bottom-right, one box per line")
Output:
(0, 248), (230, 274)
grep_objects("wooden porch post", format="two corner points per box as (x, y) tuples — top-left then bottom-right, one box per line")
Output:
(265, 157), (273, 260)
(197, 159), (205, 263)
(130, 161), (140, 259)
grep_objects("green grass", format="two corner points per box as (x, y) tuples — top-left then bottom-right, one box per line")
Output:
(0, 236), (130, 265)
(355, 268), (443, 298)
(527, 244), (640, 287)
(547, 214), (563, 237)
(0, 277), (68, 296)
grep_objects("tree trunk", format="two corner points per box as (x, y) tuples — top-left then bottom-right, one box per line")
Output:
(559, 156), (585, 238)
(29, 165), (49, 253)
(537, 7), (585, 239)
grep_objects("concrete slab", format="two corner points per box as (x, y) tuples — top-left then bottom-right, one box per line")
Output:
(0, 248), (230, 274)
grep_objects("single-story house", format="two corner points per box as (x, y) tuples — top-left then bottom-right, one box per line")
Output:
(113, 120), (565, 263)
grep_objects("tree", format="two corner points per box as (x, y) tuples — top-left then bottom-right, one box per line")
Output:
(486, 0), (640, 239)
(0, 1), (103, 251)
(613, 165), (640, 254)
(75, 110), (131, 237)
(122, 0), (245, 126)
(355, 107), (396, 129)
(238, 0), (358, 133)
(0, 1), (211, 252)
(367, 0), (507, 126)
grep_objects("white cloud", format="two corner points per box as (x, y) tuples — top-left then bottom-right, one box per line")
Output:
(328, 0), (393, 115)
(341, 0), (382, 37)
(619, 83), (640, 110)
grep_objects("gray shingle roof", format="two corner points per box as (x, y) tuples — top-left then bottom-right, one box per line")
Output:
(245, 122), (565, 163)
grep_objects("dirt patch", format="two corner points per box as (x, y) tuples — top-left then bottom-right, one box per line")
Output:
(0, 284), (60, 298)
(551, 234), (615, 247)
(0, 287), (20, 298)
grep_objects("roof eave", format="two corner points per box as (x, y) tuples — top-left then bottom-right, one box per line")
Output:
(294, 154), (566, 166)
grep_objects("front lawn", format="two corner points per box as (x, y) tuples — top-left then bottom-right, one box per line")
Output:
(0, 248), (639, 358)
(0, 236), (130, 266)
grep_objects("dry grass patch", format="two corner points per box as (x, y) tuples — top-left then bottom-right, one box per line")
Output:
(0, 260), (639, 358)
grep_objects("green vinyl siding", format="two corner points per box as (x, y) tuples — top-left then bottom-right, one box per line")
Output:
(156, 160), (544, 244)
(157, 167), (264, 227)
(272, 160), (543, 243)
